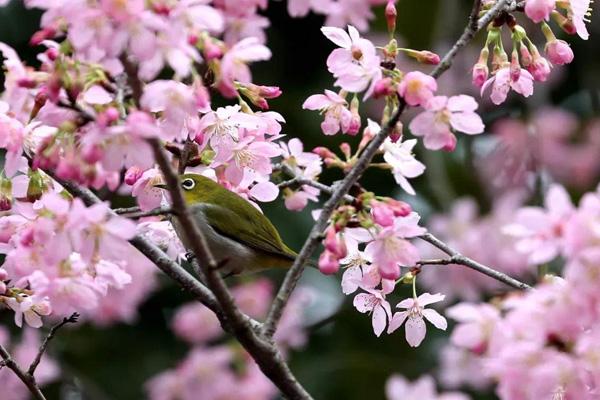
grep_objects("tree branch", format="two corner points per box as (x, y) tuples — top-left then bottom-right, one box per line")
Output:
(148, 138), (313, 399)
(113, 206), (173, 219)
(28, 313), (79, 376)
(0, 345), (47, 400)
(263, 0), (525, 338)
(418, 233), (532, 290)
(431, 0), (518, 78)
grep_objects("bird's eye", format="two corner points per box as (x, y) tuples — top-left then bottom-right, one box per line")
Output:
(181, 178), (195, 191)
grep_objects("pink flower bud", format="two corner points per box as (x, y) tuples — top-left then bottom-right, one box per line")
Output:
(0, 281), (6, 295)
(472, 63), (488, 87)
(372, 201), (394, 227)
(318, 250), (340, 275)
(373, 77), (394, 98)
(0, 195), (11, 211)
(203, 40), (223, 60)
(385, 1), (397, 34)
(0, 268), (8, 281)
(313, 146), (336, 159)
(519, 46), (533, 68)
(527, 56), (552, 82)
(545, 39), (574, 65)
(82, 144), (103, 164)
(510, 52), (521, 82)
(46, 47), (59, 61)
(414, 50), (441, 65)
(125, 166), (143, 185)
(17, 77), (37, 88)
(256, 85), (282, 99)
(441, 134), (458, 152)
(30, 27), (56, 46)
(324, 227), (347, 258)
(188, 34), (199, 46)
(388, 199), (411, 217)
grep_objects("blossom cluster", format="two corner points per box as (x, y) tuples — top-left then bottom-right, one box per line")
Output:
(145, 278), (313, 400)
(476, 0), (591, 104)
(440, 184), (600, 399)
(478, 107), (600, 194)
(0, 189), (156, 326)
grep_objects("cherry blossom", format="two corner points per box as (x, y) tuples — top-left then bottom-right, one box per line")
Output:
(303, 90), (354, 135)
(481, 65), (534, 105)
(353, 283), (394, 336)
(388, 293), (447, 347)
(398, 71), (438, 106)
(321, 25), (381, 95)
(409, 95), (485, 151)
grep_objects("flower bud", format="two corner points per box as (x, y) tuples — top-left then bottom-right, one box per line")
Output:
(373, 77), (395, 98)
(0, 281), (6, 295)
(387, 198), (411, 217)
(545, 39), (574, 65)
(371, 200), (394, 227)
(30, 26), (56, 46)
(472, 63), (489, 87)
(318, 250), (340, 275)
(0, 268), (8, 281)
(519, 45), (533, 68)
(312, 146), (336, 160)
(125, 166), (143, 185)
(385, 1), (397, 34)
(203, 40), (223, 60)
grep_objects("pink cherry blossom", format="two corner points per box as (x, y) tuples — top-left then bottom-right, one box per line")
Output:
(140, 80), (198, 141)
(365, 212), (426, 279)
(504, 184), (574, 264)
(218, 37), (271, 97)
(321, 25), (381, 95)
(398, 71), (437, 106)
(6, 294), (52, 328)
(303, 89), (353, 135)
(353, 285), (393, 336)
(524, 0), (556, 23)
(570, 0), (591, 40)
(481, 66), (534, 105)
(409, 95), (484, 151)
(388, 292), (447, 347)
(446, 302), (501, 353)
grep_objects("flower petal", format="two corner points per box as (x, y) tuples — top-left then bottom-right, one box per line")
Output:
(405, 315), (426, 347)
(422, 308), (448, 330)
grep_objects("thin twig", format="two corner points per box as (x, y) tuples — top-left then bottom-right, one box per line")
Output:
(418, 233), (532, 290)
(0, 345), (47, 400)
(28, 313), (80, 376)
(113, 206), (173, 219)
(431, 0), (516, 78)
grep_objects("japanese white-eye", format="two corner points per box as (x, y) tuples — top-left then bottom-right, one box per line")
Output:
(162, 174), (298, 276)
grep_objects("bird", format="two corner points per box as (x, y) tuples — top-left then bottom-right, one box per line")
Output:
(158, 173), (298, 277)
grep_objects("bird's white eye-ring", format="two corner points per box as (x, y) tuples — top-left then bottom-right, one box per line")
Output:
(181, 178), (195, 191)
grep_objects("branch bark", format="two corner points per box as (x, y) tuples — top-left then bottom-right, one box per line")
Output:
(0, 346), (46, 400)
(28, 313), (79, 376)
(418, 233), (533, 290)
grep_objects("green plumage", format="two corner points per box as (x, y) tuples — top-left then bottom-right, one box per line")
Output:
(177, 174), (297, 274)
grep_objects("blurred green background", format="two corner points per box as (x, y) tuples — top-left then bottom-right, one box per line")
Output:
(0, 0), (599, 399)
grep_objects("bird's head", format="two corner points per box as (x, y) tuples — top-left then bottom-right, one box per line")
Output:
(155, 173), (224, 205)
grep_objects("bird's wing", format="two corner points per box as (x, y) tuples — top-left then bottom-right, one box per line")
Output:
(194, 203), (297, 261)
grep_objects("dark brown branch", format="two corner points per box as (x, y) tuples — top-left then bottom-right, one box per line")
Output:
(28, 313), (79, 376)
(431, 0), (518, 78)
(148, 138), (313, 399)
(0, 345), (46, 400)
(113, 206), (173, 219)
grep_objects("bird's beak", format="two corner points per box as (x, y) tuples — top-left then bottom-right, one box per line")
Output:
(153, 183), (167, 190)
